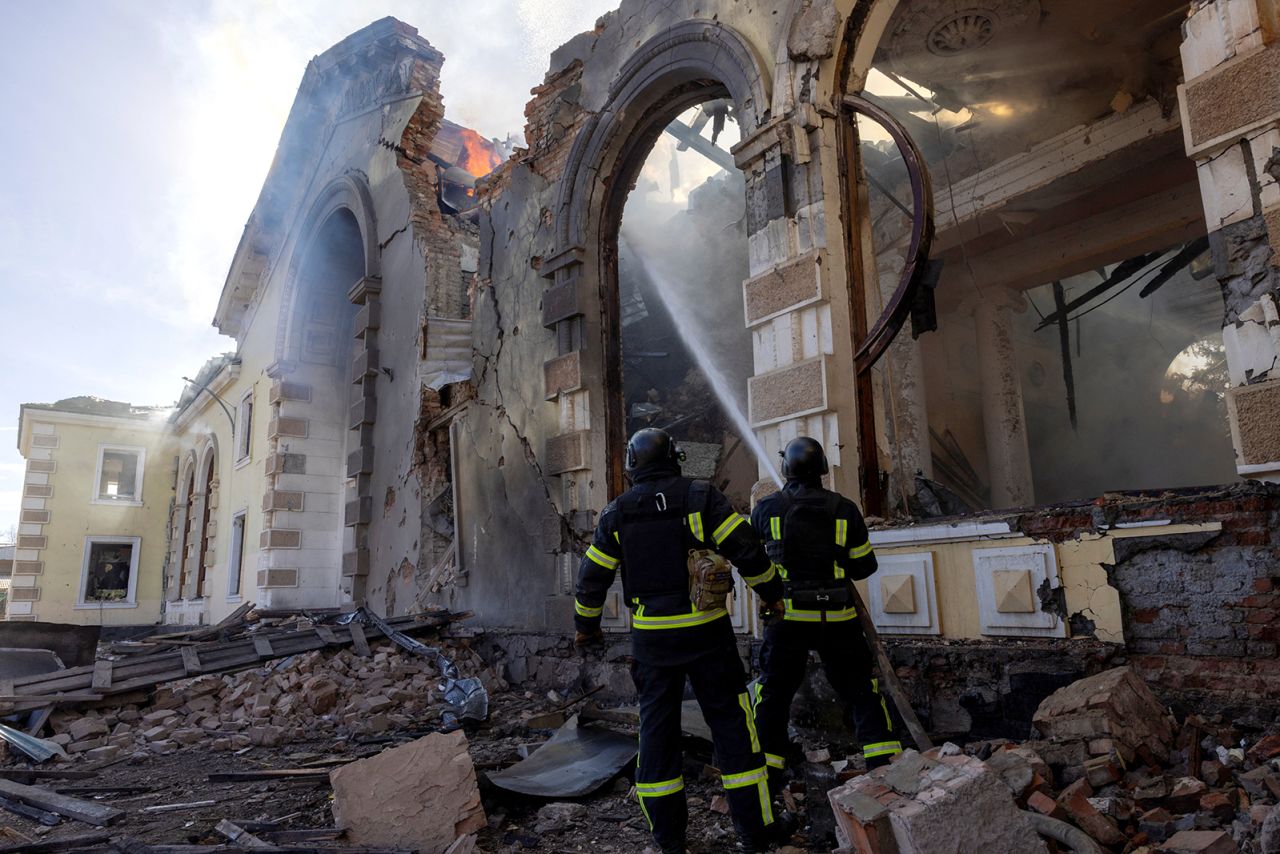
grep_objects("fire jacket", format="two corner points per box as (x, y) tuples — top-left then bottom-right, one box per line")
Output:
(750, 478), (877, 623)
(574, 465), (782, 648)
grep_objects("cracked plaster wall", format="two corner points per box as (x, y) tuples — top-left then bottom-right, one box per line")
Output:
(450, 0), (808, 629)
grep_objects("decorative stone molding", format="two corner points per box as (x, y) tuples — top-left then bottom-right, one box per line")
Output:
(543, 352), (583, 399)
(546, 431), (591, 475)
(743, 249), (827, 326)
(748, 356), (831, 426)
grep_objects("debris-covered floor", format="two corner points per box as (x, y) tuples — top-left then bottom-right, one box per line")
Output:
(2, 612), (1279, 853)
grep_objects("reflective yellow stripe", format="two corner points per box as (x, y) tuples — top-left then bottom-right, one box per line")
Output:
(613, 531), (620, 544)
(770, 516), (781, 540)
(712, 513), (747, 545)
(849, 540), (873, 559)
(834, 561), (845, 580)
(783, 602), (858, 622)
(637, 776), (685, 796)
(632, 608), (728, 630)
(765, 752), (785, 769)
(722, 766), (768, 788)
(863, 740), (903, 758)
(574, 600), (603, 618)
(835, 518), (848, 547)
(738, 693), (760, 753)
(742, 564), (777, 586)
(586, 545), (619, 570)
(687, 512), (704, 543)
(872, 678), (892, 730)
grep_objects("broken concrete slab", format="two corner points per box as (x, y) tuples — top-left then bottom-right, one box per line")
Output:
(330, 730), (485, 854)
(828, 750), (1048, 853)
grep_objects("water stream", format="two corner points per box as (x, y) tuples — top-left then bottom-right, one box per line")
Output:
(622, 234), (784, 488)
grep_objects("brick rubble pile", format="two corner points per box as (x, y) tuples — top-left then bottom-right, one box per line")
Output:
(828, 667), (1280, 853)
(39, 639), (506, 763)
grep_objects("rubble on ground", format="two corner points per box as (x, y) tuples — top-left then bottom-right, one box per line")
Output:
(34, 637), (507, 762)
(330, 729), (486, 853)
(826, 667), (1280, 854)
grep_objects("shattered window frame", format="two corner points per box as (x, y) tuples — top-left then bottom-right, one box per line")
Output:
(92, 443), (146, 506)
(77, 535), (141, 608)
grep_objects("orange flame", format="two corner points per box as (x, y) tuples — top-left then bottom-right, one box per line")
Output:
(456, 128), (502, 178)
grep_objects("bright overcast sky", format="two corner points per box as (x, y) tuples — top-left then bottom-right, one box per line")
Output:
(0, 0), (617, 536)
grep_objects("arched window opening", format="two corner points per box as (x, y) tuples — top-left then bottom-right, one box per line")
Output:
(197, 450), (216, 597)
(613, 100), (760, 507)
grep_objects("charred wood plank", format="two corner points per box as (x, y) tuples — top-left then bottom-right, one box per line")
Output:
(0, 795), (60, 826)
(1052, 281), (1078, 431)
(0, 832), (111, 853)
(90, 661), (113, 691)
(0, 779), (124, 826)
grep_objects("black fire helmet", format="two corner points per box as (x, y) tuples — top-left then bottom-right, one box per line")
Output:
(780, 436), (829, 480)
(626, 428), (686, 471)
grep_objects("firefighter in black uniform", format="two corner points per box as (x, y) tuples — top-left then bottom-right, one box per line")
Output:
(575, 428), (785, 853)
(751, 437), (902, 794)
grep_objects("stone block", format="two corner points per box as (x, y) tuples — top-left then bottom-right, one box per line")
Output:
(270, 380), (312, 404)
(541, 275), (585, 327)
(260, 528), (301, 549)
(68, 717), (109, 742)
(1185, 42), (1280, 149)
(270, 416), (309, 439)
(880, 574), (916, 615)
(743, 249), (824, 326)
(330, 730), (486, 853)
(545, 430), (590, 474)
(827, 750), (1047, 854)
(347, 446), (374, 476)
(748, 357), (829, 427)
(1227, 379), (1280, 466)
(993, 569), (1035, 613)
(543, 351), (582, 399)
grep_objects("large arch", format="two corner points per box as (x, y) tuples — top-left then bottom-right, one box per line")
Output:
(544, 20), (778, 494)
(274, 174), (381, 366)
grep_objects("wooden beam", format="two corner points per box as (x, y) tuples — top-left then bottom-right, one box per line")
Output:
(933, 100), (1180, 230)
(90, 660), (113, 690)
(0, 831), (110, 853)
(0, 778), (124, 826)
(180, 647), (202, 675)
(348, 623), (370, 658)
(253, 636), (274, 658)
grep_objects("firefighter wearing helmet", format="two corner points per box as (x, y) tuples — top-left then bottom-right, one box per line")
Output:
(750, 436), (902, 796)
(574, 428), (785, 853)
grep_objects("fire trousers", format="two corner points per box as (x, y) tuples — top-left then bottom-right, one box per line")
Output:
(631, 634), (774, 853)
(754, 617), (902, 790)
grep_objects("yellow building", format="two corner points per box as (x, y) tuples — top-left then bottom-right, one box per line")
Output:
(8, 398), (175, 625)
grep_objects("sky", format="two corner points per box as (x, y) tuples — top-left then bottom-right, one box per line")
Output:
(0, 0), (619, 538)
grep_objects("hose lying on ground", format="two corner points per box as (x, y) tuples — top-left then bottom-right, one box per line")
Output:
(1023, 810), (1107, 854)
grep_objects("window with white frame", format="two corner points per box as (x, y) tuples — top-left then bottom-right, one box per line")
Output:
(79, 536), (141, 606)
(94, 445), (145, 504)
(236, 391), (253, 462)
(227, 511), (247, 598)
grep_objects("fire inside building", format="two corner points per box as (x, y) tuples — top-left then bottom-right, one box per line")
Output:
(5, 1), (1280, 850)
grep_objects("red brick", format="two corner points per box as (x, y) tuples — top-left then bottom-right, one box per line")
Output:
(1028, 790), (1067, 820)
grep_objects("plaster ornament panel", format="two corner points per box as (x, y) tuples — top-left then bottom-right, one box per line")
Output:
(880, 574), (917, 614)
(972, 544), (1065, 637)
(866, 552), (939, 635)
(992, 568), (1035, 613)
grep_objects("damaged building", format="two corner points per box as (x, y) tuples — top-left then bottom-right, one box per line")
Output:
(9, 0), (1280, 745)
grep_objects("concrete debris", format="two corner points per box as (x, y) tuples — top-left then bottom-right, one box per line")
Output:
(819, 666), (1280, 853)
(1033, 666), (1177, 778)
(40, 637), (504, 757)
(330, 730), (486, 854)
(828, 749), (1049, 853)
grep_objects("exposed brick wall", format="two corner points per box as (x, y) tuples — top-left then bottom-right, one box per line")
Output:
(1003, 482), (1280, 724)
